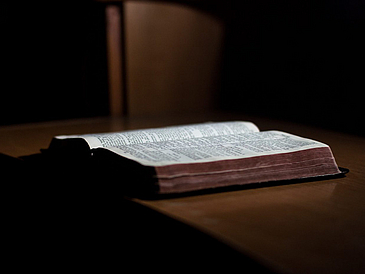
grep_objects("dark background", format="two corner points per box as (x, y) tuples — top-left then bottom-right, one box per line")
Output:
(220, 1), (365, 136)
(2, 1), (364, 136)
(1, 2), (109, 124)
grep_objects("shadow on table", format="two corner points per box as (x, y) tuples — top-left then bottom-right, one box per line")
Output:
(2, 152), (279, 272)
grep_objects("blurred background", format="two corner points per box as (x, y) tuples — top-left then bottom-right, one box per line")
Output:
(1, 1), (364, 135)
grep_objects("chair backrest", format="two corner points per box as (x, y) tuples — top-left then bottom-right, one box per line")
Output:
(106, 1), (225, 116)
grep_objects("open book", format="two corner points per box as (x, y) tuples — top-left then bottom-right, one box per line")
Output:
(48, 121), (343, 195)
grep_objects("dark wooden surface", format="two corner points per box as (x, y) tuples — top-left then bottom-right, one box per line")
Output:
(1, 113), (364, 272)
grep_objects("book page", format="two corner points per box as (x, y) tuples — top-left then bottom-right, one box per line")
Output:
(56, 121), (259, 149)
(103, 131), (329, 167)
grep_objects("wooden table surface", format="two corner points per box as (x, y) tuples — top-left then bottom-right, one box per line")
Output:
(1, 113), (364, 273)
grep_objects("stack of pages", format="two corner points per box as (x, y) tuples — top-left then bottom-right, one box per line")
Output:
(49, 121), (342, 194)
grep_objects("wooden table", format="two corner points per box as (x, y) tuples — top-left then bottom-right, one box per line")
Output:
(1, 113), (364, 273)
